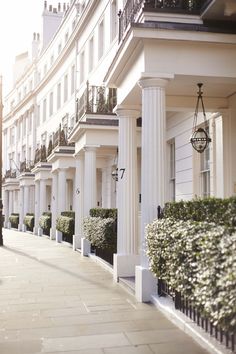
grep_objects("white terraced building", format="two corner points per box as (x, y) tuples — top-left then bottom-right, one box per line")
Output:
(3, 0), (236, 301)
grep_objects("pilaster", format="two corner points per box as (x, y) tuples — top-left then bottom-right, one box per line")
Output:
(73, 154), (84, 250)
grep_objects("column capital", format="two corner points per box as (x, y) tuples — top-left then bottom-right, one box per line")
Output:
(83, 145), (99, 153)
(114, 105), (141, 119)
(138, 77), (169, 89)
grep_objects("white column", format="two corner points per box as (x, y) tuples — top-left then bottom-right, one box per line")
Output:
(136, 77), (168, 302)
(34, 181), (40, 234)
(24, 186), (30, 216)
(57, 169), (67, 214)
(73, 154), (84, 250)
(84, 147), (97, 215)
(3, 190), (9, 227)
(9, 191), (13, 216)
(50, 172), (58, 239)
(19, 186), (24, 230)
(39, 179), (47, 216)
(113, 107), (140, 280)
(101, 165), (112, 208)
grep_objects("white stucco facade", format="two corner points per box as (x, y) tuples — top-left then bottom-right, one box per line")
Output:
(3, 0), (236, 302)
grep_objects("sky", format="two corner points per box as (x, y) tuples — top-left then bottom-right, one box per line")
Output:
(0, 0), (60, 95)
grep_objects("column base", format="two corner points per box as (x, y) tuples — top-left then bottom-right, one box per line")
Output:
(135, 266), (157, 303)
(33, 227), (38, 235)
(113, 254), (140, 282)
(50, 228), (56, 240)
(56, 230), (62, 243)
(20, 224), (26, 232)
(4, 221), (8, 228)
(38, 227), (42, 236)
(73, 234), (81, 251)
(81, 237), (91, 256)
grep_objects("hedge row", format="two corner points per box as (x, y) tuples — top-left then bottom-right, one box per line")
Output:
(56, 214), (74, 236)
(146, 205), (236, 333)
(83, 216), (117, 251)
(39, 212), (52, 235)
(164, 197), (236, 232)
(9, 213), (19, 228)
(24, 213), (34, 231)
(90, 208), (117, 219)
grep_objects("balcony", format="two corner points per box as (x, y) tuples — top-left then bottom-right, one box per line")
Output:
(20, 160), (35, 173)
(47, 124), (75, 158)
(4, 169), (17, 179)
(118, 0), (213, 42)
(76, 82), (117, 122)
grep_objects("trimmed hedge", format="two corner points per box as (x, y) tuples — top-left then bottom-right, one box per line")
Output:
(61, 211), (75, 219)
(56, 211), (74, 243)
(90, 208), (117, 219)
(83, 216), (117, 251)
(39, 212), (52, 235)
(9, 213), (19, 228)
(164, 197), (236, 232)
(146, 197), (236, 333)
(24, 213), (34, 231)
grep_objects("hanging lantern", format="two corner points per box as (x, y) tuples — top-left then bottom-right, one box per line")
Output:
(190, 83), (211, 153)
(111, 167), (118, 181)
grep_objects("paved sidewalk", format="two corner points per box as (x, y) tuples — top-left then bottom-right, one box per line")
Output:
(0, 229), (208, 354)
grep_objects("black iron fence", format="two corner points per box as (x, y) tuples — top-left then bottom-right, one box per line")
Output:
(34, 146), (47, 164)
(76, 82), (117, 122)
(158, 279), (236, 353)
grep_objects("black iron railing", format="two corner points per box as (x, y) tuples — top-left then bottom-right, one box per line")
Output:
(158, 279), (236, 353)
(4, 169), (17, 179)
(34, 146), (47, 164)
(48, 124), (75, 153)
(76, 82), (117, 122)
(119, 0), (209, 42)
(20, 160), (34, 173)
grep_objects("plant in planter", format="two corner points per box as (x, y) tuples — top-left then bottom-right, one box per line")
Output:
(23, 213), (35, 232)
(39, 212), (52, 235)
(56, 211), (75, 244)
(9, 213), (19, 229)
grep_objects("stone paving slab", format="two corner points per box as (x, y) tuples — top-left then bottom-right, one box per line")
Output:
(0, 229), (209, 354)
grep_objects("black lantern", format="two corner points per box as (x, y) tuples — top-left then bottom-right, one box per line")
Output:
(190, 83), (211, 153)
(111, 167), (118, 181)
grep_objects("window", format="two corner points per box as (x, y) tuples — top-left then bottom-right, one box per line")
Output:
(58, 42), (62, 54)
(64, 74), (68, 102)
(111, 0), (117, 42)
(37, 105), (40, 126)
(18, 92), (21, 102)
(98, 20), (104, 59)
(80, 51), (85, 84)
(65, 31), (69, 43)
(43, 99), (47, 122)
(44, 64), (47, 75)
(28, 114), (32, 132)
(57, 83), (61, 109)
(50, 55), (54, 65)
(49, 92), (54, 116)
(200, 126), (210, 197)
(89, 36), (94, 72)
(10, 127), (15, 145)
(71, 65), (75, 95)
(29, 80), (33, 91)
(169, 141), (175, 201)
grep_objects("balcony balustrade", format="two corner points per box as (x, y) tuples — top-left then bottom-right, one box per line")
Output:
(118, 0), (211, 42)
(76, 82), (117, 122)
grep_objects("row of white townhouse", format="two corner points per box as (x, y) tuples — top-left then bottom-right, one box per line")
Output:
(3, 0), (236, 301)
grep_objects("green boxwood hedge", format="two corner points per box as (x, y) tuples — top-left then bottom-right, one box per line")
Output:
(24, 213), (34, 231)
(146, 197), (236, 333)
(56, 212), (74, 243)
(39, 212), (52, 235)
(164, 197), (236, 232)
(90, 208), (117, 219)
(9, 213), (19, 228)
(83, 216), (117, 251)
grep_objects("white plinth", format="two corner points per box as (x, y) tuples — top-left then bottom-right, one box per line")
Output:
(50, 228), (56, 240)
(33, 227), (38, 235)
(73, 234), (81, 251)
(22, 224), (26, 232)
(56, 230), (62, 243)
(81, 237), (91, 256)
(113, 254), (140, 282)
(38, 227), (42, 237)
(135, 266), (157, 303)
